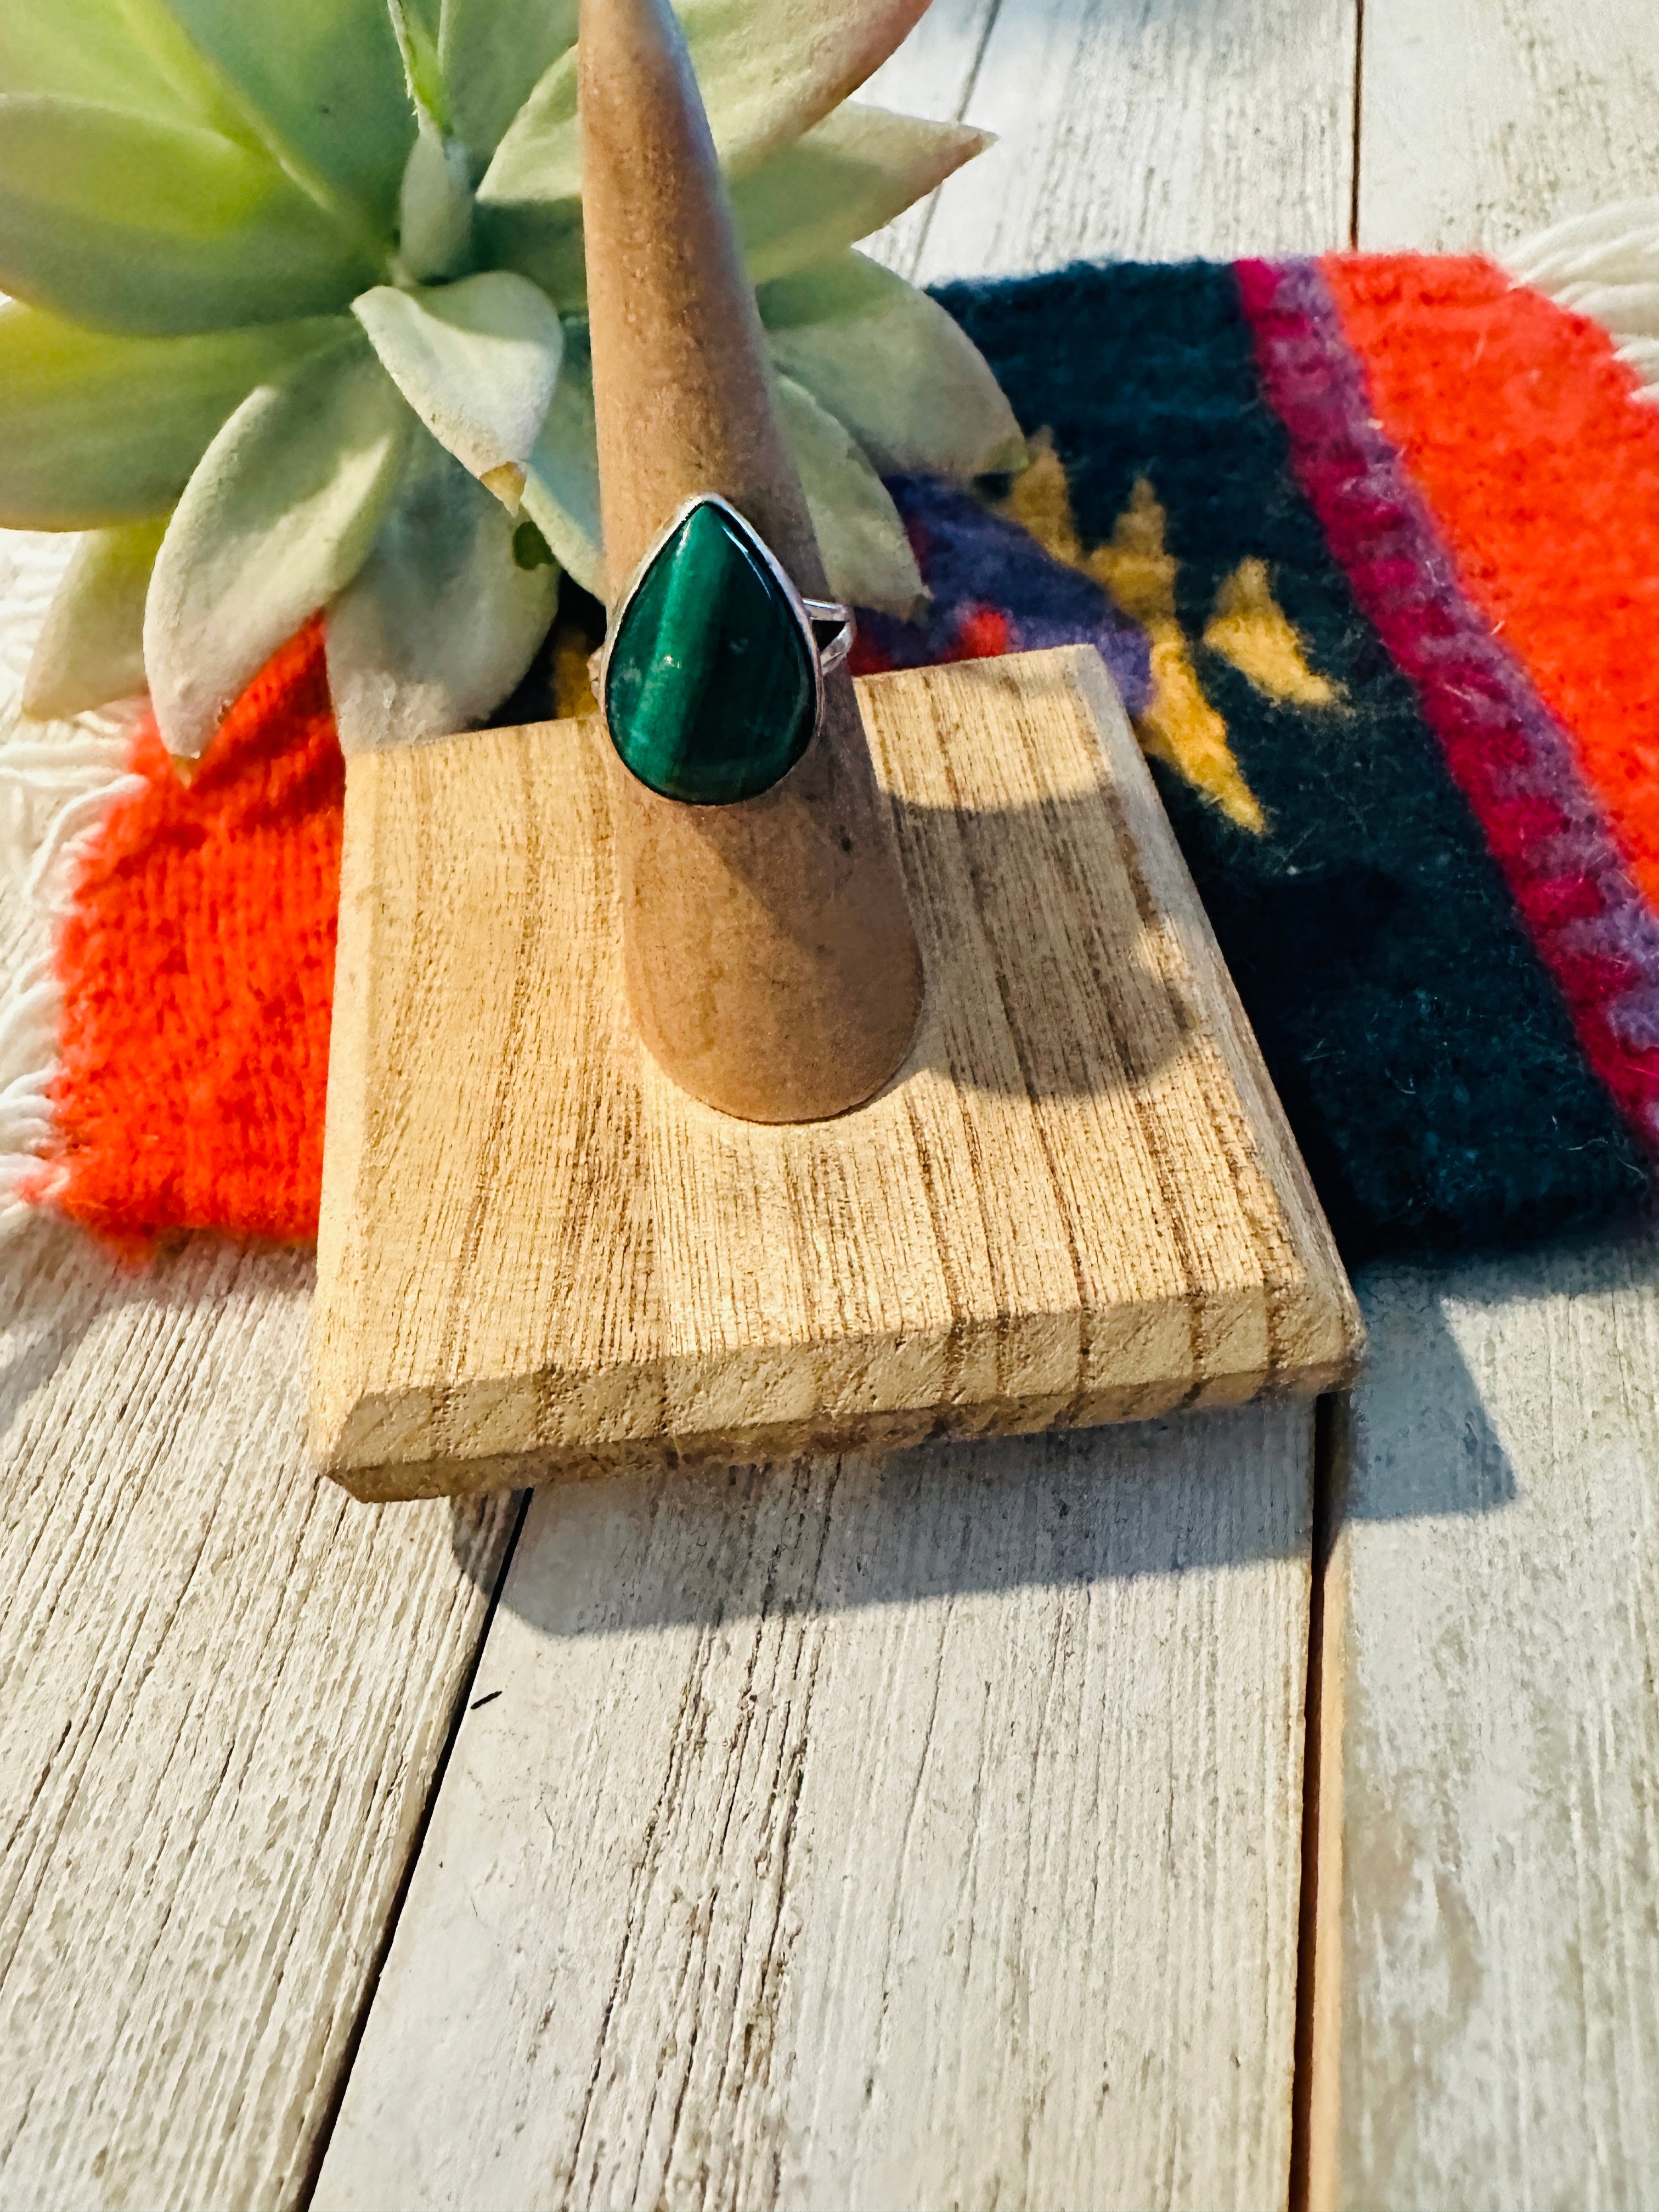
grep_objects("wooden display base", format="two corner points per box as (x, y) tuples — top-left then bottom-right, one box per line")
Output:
(310, 646), (1361, 1500)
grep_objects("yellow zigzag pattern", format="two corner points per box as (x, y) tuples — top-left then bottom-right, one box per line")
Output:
(1001, 438), (1341, 835)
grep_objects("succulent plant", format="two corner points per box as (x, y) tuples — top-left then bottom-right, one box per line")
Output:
(0, 0), (1024, 757)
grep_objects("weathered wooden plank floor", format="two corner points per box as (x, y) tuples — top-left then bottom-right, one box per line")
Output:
(3, 0), (1658, 2207)
(1358, 0), (1659, 251)
(1317, 1239), (1659, 2212)
(314, 1415), (1316, 2212)
(0, 1227), (517, 2210)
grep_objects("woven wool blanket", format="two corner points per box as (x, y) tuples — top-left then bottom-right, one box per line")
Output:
(5, 206), (1659, 1265)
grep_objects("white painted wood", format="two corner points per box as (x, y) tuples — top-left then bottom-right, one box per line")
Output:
(1358, 0), (1659, 251)
(315, 1408), (1314, 2212)
(888, 0), (1358, 281)
(0, 1218), (516, 2212)
(859, 0), (1000, 280)
(1328, 1237), (1659, 2208)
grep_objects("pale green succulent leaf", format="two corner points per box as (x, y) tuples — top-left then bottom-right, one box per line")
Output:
(0, 302), (351, 529)
(383, 3), (477, 277)
(156, 0), (415, 239)
(470, 184), (578, 306)
(397, 117), (475, 280)
(383, 0), (449, 129)
(482, 101), (982, 311)
(683, 0), (934, 176)
(520, 335), (603, 597)
(0, 98), (378, 335)
(774, 371), (923, 616)
(352, 272), (562, 493)
(736, 108), (989, 289)
(438, 0), (578, 168)
(0, 0), (249, 138)
(761, 252), (1025, 477)
(326, 428), (558, 753)
(146, 338), (410, 756)
(467, 43), (567, 225)
(22, 515), (170, 719)
(480, 0), (929, 221)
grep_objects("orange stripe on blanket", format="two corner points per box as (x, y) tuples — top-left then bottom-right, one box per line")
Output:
(42, 623), (341, 1251)
(1322, 254), (1659, 918)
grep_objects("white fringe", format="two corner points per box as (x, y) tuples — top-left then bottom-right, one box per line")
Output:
(1503, 198), (1659, 398)
(0, 528), (146, 1232)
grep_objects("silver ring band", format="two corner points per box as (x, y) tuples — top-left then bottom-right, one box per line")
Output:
(802, 599), (855, 676)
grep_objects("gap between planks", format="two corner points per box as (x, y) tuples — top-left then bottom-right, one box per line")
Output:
(295, 1487), (534, 2210)
(1294, 86), (1365, 2204)
(1289, 1392), (1347, 2212)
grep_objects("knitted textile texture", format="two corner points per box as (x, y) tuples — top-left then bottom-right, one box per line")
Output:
(5, 228), (1659, 1263)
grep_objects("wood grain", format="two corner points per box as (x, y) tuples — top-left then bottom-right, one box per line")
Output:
(311, 648), (1359, 1498)
(1357, 0), (1659, 251)
(1322, 1240), (1659, 2209)
(868, 0), (1358, 282)
(313, 1403), (1316, 2212)
(859, 0), (1001, 282)
(0, 1218), (516, 2212)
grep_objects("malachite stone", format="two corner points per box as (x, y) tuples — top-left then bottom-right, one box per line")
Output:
(603, 498), (816, 804)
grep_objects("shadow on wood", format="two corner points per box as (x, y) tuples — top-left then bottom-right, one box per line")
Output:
(447, 1397), (1319, 1620)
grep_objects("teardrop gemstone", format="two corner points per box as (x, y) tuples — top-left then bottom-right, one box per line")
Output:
(603, 498), (816, 804)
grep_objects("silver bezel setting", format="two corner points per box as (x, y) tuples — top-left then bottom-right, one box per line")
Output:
(593, 494), (855, 795)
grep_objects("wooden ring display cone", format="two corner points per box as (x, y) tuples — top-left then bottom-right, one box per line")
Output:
(582, 0), (924, 1124)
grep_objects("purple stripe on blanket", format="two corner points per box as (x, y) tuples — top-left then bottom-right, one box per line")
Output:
(856, 475), (1152, 716)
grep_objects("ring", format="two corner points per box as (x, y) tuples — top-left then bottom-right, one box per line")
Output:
(802, 597), (855, 678)
(595, 493), (856, 806)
